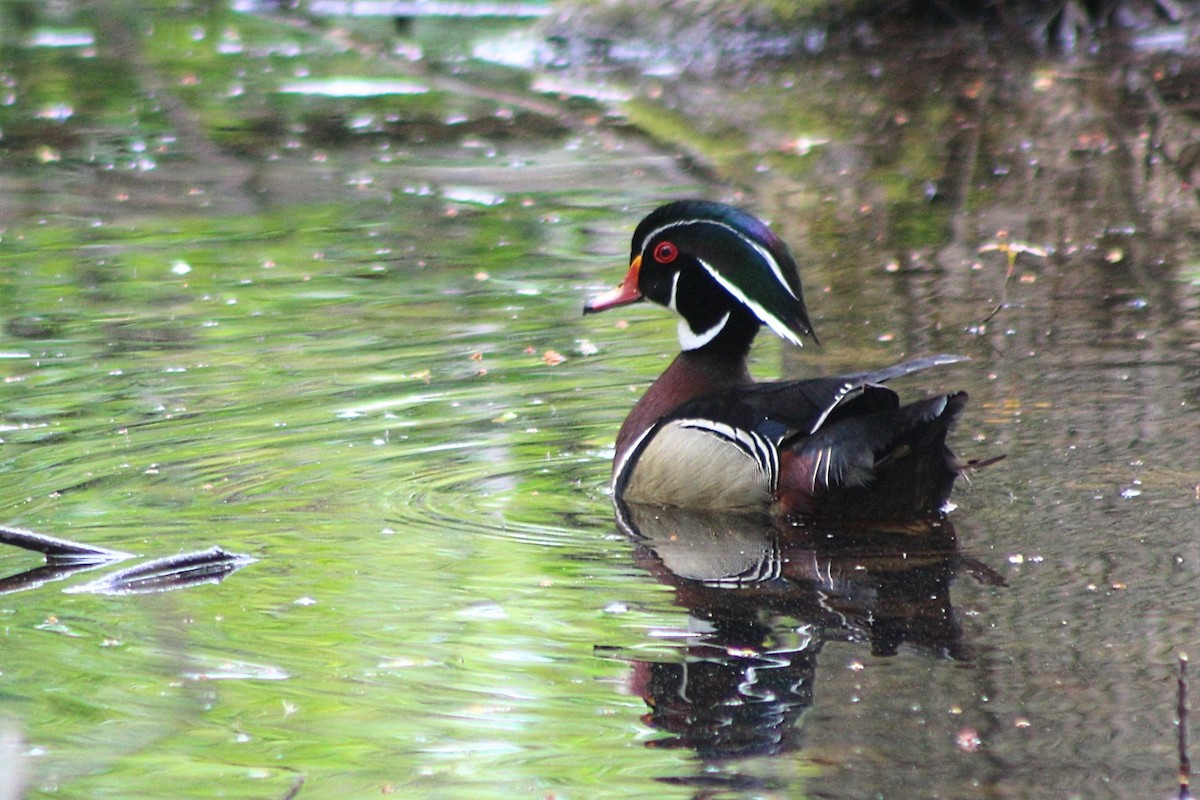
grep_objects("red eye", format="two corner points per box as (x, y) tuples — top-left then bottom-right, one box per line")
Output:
(653, 241), (678, 264)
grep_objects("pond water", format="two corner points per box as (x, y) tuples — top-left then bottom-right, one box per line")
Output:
(1, 2), (1199, 799)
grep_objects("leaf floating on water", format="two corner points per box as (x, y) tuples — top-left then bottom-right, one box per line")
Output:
(978, 235), (1049, 324)
(65, 546), (256, 595)
(956, 727), (982, 752)
(34, 615), (83, 638)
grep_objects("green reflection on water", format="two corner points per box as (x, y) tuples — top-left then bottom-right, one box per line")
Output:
(0, 191), (719, 797)
(23, 1), (1200, 798)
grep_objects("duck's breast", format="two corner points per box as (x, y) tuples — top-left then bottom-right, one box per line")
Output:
(618, 419), (775, 511)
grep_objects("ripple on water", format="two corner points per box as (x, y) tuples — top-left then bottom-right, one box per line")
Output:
(380, 447), (612, 550)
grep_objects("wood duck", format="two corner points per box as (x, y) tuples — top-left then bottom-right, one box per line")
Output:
(585, 200), (982, 521)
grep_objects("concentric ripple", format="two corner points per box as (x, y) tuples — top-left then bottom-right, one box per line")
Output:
(380, 446), (615, 549)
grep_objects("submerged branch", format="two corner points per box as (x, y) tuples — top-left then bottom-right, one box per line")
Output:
(0, 526), (255, 596)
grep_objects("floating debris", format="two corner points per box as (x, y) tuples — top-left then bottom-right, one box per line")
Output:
(0, 525), (131, 564)
(277, 78), (428, 97)
(26, 29), (95, 48)
(66, 546), (256, 595)
(304, 1), (550, 18)
(1179, 653), (1191, 800)
(0, 526), (254, 595)
(181, 655), (290, 681)
(442, 186), (505, 206)
(0, 561), (113, 595)
(0, 723), (26, 800)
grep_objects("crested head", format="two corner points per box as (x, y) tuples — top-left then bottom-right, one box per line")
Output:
(625, 200), (817, 351)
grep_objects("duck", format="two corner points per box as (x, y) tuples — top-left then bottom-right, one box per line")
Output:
(584, 199), (986, 521)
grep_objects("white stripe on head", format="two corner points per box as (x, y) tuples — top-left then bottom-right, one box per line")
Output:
(638, 218), (800, 301)
(639, 218), (805, 345)
(678, 310), (730, 351)
(667, 270), (680, 312)
(698, 258), (805, 346)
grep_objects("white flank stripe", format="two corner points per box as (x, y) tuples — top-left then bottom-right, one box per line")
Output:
(613, 425), (656, 493)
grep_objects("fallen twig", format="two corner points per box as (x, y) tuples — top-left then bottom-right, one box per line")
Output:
(66, 547), (256, 596)
(1181, 652), (1191, 800)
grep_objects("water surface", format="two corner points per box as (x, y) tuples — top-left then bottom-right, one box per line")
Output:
(1, 3), (1199, 799)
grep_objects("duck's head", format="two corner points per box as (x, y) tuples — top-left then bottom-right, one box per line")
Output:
(584, 200), (817, 352)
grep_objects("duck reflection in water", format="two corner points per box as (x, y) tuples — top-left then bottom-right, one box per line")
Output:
(612, 501), (1002, 776)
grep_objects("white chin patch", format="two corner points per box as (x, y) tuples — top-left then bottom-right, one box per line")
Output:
(678, 311), (730, 350)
